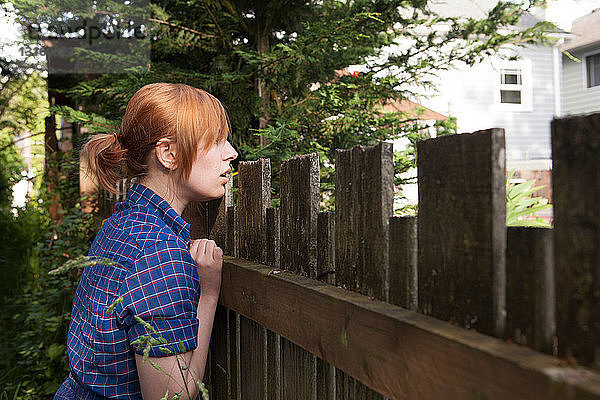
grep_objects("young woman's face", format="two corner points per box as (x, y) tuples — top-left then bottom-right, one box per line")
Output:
(182, 138), (238, 202)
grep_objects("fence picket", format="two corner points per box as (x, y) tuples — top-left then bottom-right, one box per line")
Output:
(226, 206), (238, 257)
(335, 142), (393, 300)
(335, 143), (391, 399)
(280, 153), (319, 399)
(239, 158), (271, 263)
(266, 207), (281, 269)
(505, 227), (555, 354)
(417, 129), (507, 337)
(388, 216), (418, 310)
(210, 305), (229, 397)
(317, 211), (336, 400)
(238, 159), (271, 398)
(265, 206), (282, 399)
(280, 153), (320, 277)
(552, 112), (600, 368)
(317, 212), (335, 285)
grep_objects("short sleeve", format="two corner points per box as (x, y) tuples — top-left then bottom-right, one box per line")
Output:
(116, 240), (200, 357)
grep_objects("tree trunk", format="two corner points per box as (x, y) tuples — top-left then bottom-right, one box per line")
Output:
(44, 114), (62, 222)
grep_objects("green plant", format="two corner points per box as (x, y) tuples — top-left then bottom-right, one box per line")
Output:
(506, 170), (552, 228)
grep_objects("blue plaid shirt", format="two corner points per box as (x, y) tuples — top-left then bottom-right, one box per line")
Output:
(55, 183), (200, 399)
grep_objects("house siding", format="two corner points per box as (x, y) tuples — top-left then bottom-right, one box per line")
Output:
(562, 45), (600, 115)
(420, 45), (556, 161)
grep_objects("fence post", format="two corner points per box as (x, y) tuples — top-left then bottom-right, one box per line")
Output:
(552, 112), (600, 368)
(238, 159), (271, 398)
(280, 153), (319, 399)
(417, 129), (506, 337)
(335, 142), (394, 301)
(389, 216), (418, 311)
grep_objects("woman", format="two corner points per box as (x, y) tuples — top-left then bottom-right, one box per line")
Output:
(55, 83), (238, 399)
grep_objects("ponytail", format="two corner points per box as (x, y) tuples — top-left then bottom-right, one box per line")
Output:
(81, 132), (126, 194)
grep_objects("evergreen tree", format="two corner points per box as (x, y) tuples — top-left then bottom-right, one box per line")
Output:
(8, 0), (557, 206)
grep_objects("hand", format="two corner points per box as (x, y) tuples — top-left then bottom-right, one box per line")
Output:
(189, 239), (223, 300)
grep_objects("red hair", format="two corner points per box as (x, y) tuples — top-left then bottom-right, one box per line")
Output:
(82, 83), (230, 193)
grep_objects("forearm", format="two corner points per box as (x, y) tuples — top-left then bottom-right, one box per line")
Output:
(136, 293), (219, 399)
(187, 291), (219, 383)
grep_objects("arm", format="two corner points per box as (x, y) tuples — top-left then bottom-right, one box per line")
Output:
(135, 239), (223, 400)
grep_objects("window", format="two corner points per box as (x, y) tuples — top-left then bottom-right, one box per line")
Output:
(500, 69), (523, 104)
(586, 53), (600, 88)
(494, 61), (532, 111)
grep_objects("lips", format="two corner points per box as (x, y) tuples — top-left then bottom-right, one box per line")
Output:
(220, 168), (231, 178)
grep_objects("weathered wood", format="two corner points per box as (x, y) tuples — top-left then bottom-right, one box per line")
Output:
(552, 113), (600, 368)
(417, 129), (506, 337)
(316, 211), (336, 400)
(279, 153), (319, 398)
(266, 207), (281, 269)
(334, 149), (355, 290)
(506, 227), (555, 354)
(280, 153), (320, 277)
(238, 159), (271, 263)
(267, 329), (282, 399)
(335, 143), (394, 301)
(282, 338), (317, 399)
(317, 212), (335, 285)
(182, 201), (208, 239)
(210, 305), (229, 398)
(231, 310), (241, 400)
(220, 257), (600, 400)
(317, 356), (335, 400)
(240, 316), (267, 399)
(336, 372), (384, 400)
(388, 216), (418, 311)
(237, 159), (270, 398)
(265, 207), (283, 398)
(225, 206), (238, 257)
(208, 177), (233, 248)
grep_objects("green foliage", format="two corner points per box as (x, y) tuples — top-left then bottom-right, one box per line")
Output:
(506, 170), (552, 228)
(0, 207), (95, 398)
(7, 0), (558, 204)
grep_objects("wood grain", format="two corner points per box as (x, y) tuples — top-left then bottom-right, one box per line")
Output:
(552, 113), (600, 368)
(417, 129), (506, 337)
(220, 257), (600, 400)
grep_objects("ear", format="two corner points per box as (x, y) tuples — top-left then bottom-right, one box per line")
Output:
(154, 138), (178, 171)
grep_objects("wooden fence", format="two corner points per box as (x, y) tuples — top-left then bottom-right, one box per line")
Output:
(100, 113), (600, 399)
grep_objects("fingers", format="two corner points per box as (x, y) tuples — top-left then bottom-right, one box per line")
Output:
(213, 246), (223, 261)
(190, 239), (222, 262)
(204, 239), (215, 257)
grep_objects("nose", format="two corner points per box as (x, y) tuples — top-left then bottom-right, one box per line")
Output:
(223, 140), (238, 161)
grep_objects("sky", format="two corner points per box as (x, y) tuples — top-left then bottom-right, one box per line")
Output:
(544, 0), (600, 30)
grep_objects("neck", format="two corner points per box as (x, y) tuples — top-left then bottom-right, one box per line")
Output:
(139, 174), (187, 215)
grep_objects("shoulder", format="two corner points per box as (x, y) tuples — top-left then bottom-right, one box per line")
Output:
(107, 204), (186, 251)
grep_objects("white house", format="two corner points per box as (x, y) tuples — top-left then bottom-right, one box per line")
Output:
(413, 1), (566, 164)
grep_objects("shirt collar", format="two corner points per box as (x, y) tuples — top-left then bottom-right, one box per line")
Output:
(125, 182), (191, 243)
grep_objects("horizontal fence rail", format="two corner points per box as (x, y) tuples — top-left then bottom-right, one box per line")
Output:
(219, 256), (600, 399)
